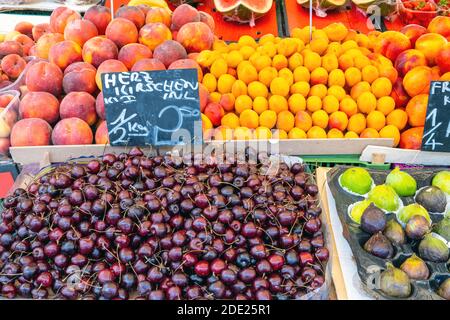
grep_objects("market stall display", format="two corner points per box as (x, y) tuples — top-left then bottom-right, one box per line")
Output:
(326, 166), (450, 299)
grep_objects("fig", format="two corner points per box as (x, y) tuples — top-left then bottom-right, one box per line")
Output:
(364, 232), (394, 259)
(434, 217), (450, 242)
(400, 254), (429, 280)
(418, 233), (449, 263)
(339, 167), (373, 195)
(415, 186), (447, 213)
(437, 278), (450, 300)
(397, 203), (431, 226)
(405, 215), (431, 240)
(383, 219), (406, 246)
(380, 263), (411, 298)
(360, 203), (387, 234)
(386, 167), (417, 197)
(368, 184), (401, 212)
(348, 200), (372, 224)
(432, 171), (450, 195)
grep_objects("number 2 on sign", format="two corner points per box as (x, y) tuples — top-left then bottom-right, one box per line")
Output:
(423, 108), (444, 150)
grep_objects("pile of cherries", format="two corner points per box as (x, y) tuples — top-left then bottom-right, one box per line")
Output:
(0, 147), (328, 300)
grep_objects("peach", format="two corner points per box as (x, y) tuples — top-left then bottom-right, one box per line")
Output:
(35, 33), (64, 59)
(177, 22), (214, 53)
(96, 91), (105, 119)
(118, 43), (152, 70)
(52, 117), (93, 145)
(394, 49), (427, 77)
(136, 4), (151, 16)
(64, 61), (96, 75)
(131, 58), (166, 71)
(95, 59), (128, 90)
(390, 77), (409, 108)
(138, 22), (172, 51)
(145, 7), (172, 27)
(26, 61), (63, 97)
(170, 4), (200, 31)
(50, 6), (81, 34)
(0, 138), (10, 155)
(374, 31), (411, 62)
(95, 120), (109, 144)
(10, 118), (52, 147)
(0, 116), (11, 138)
(60, 92), (97, 126)
(63, 66), (97, 94)
(1, 108), (17, 129)
(399, 126), (423, 150)
(19, 92), (60, 124)
(204, 102), (224, 126)
(403, 66), (435, 97)
(153, 40), (187, 68)
(32, 23), (50, 41)
(105, 18), (138, 48)
(84, 5), (112, 35)
(198, 83), (209, 112)
(0, 94), (13, 108)
(48, 40), (82, 71)
(400, 24), (427, 47)
(168, 59), (203, 81)
(29, 45), (37, 56)
(199, 12), (215, 32)
(0, 41), (23, 58)
(428, 16), (450, 39)
(15, 21), (34, 38)
(116, 5), (145, 29)
(1, 54), (26, 79)
(415, 33), (448, 65)
(64, 19), (98, 47)
(82, 36), (118, 68)
(12, 34), (34, 56)
(436, 43), (450, 74)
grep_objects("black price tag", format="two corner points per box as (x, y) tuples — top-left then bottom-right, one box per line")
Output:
(101, 69), (202, 147)
(421, 81), (450, 152)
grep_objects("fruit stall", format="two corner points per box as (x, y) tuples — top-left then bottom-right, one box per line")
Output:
(0, 0), (448, 301)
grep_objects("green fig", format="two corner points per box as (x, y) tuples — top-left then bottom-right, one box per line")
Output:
(400, 254), (429, 280)
(418, 233), (450, 263)
(384, 219), (406, 246)
(380, 263), (411, 298)
(432, 171), (450, 195)
(368, 184), (401, 212)
(340, 167), (373, 195)
(348, 200), (373, 224)
(437, 278), (450, 300)
(434, 217), (450, 242)
(397, 203), (431, 226)
(386, 167), (417, 197)
(415, 186), (447, 213)
(361, 203), (387, 234)
(405, 215), (431, 240)
(364, 232), (394, 259)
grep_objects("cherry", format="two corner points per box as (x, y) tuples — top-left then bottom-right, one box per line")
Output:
(194, 260), (210, 277)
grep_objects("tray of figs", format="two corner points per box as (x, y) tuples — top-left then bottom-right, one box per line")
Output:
(327, 166), (450, 300)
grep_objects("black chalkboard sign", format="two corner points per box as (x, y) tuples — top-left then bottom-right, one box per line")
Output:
(421, 81), (450, 152)
(101, 69), (202, 146)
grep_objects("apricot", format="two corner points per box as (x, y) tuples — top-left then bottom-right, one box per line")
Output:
(95, 120), (109, 144)
(60, 92), (97, 125)
(153, 40), (187, 68)
(138, 22), (172, 51)
(0, 54), (26, 79)
(35, 33), (64, 59)
(50, 6), (81, 34)
(52, 118), (93, 145)
(31, 23), (50, 41)
(25, 61), (63, 97)
(19, 92), (60, 124)
(116, 5), (145, 29)
(177, 22), (214, 53)
(95, 59), (128, 90)
(171, 4), (200, 31)
(105, 18), (138, 48)
(64, 19), (98, 47)
(131, 58), (166, 71)
(118, 43), (152, 70)
(10, 118), (52, 147)
(48, 40), (82, 71)
(15, 21), (34, 38)
(82, 36), (118, 68)
(84, 5), (112, 35)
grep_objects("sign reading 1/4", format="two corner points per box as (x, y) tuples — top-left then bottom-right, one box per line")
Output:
(422, 81), (450, 152)
(101, 69), (202, 147)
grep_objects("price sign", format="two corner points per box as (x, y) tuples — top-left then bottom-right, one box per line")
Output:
(101, 69), (202, 147)
(421, 81), (450, 152)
